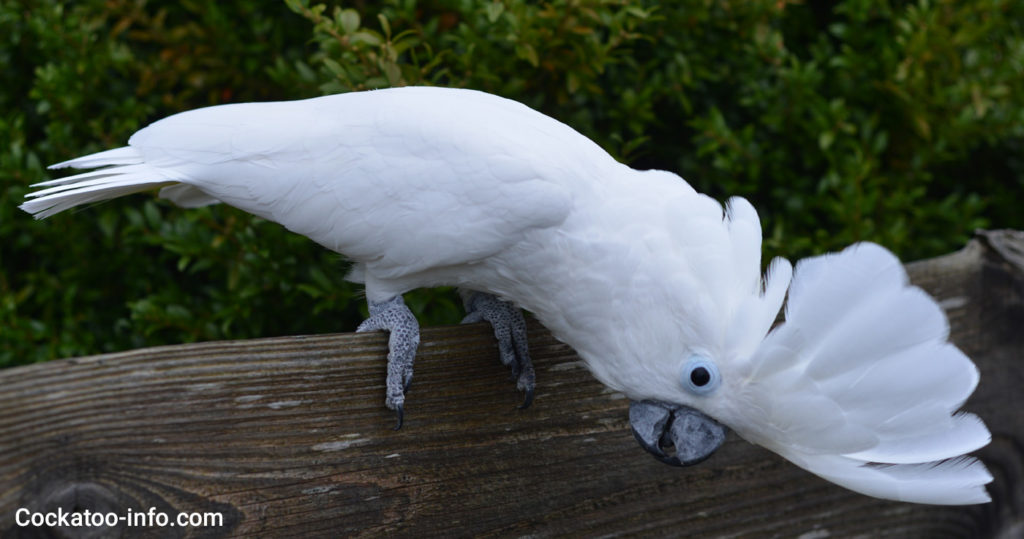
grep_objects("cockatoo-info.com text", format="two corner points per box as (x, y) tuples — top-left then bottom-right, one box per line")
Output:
(21, 86), (992, 505)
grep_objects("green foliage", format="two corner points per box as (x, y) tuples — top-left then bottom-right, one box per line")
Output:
(0, 0), (348, 366)
(2, 0), (1022, 367)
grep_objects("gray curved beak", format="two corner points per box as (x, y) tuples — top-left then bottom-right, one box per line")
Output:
(629, 400), (727, 466)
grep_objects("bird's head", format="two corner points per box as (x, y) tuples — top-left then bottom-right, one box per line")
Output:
(553, 181), (987, 504)
(620, 252), (792, 467)
(567, 192), (794, 467)
(614, 238), (991, 505)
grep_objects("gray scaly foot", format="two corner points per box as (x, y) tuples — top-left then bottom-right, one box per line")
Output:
(461, 291), (536, 408)
(357, 295), (419, 430)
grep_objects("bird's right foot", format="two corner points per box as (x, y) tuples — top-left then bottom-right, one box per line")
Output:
(461, 291), (536, 409)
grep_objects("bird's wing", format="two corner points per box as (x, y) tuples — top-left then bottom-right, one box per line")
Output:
(126, 87), (607, 279)
(712, 242), (991, 504)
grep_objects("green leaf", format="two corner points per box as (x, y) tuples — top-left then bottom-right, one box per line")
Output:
(382, 61), (401, 85)
(515, 43), (538, 67)
(338, 8), (360, 34)
(484, 2), (504, 24)
(818, 130), (835, 151)
(350, 30), (382, 47)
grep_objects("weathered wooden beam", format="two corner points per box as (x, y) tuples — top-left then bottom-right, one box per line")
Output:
(1, 230), (1021, 537)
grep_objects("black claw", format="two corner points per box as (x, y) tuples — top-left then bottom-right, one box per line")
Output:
(518, 387), (535, 410)
(393, 405), (404, 431)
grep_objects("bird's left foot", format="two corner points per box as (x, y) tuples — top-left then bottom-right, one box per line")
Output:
(357, 295), (419, 430)
(461, 291), (536, 408)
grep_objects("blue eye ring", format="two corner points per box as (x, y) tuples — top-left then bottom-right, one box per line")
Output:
(681, 355), (721, 395)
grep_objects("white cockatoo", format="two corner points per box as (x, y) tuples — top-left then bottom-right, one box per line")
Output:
(21, 86), (991, 505)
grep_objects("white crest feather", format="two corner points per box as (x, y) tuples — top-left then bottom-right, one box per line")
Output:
(728, 242), (992, 504)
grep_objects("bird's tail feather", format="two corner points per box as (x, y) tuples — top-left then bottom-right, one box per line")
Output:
(21, 147), (178, 219)
(48, 145), (144, 171)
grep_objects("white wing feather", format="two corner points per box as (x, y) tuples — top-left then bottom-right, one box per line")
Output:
(726, 242), (992, 504)
(21, 88), (600, 284)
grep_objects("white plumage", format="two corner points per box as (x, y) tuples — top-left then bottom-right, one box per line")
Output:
(21, 86), (991, 504)
(713, 243), (991, 504)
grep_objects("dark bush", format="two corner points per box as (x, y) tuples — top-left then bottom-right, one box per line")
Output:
(3, 0), (1022, 367)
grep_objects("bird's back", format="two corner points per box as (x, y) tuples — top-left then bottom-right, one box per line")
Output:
(129, 87), (619, 280)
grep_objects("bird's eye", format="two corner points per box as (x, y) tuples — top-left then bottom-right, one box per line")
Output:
(680, 355), (721, 395)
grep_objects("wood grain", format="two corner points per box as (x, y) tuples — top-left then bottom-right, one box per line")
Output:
(1, 230), (1021, 538)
